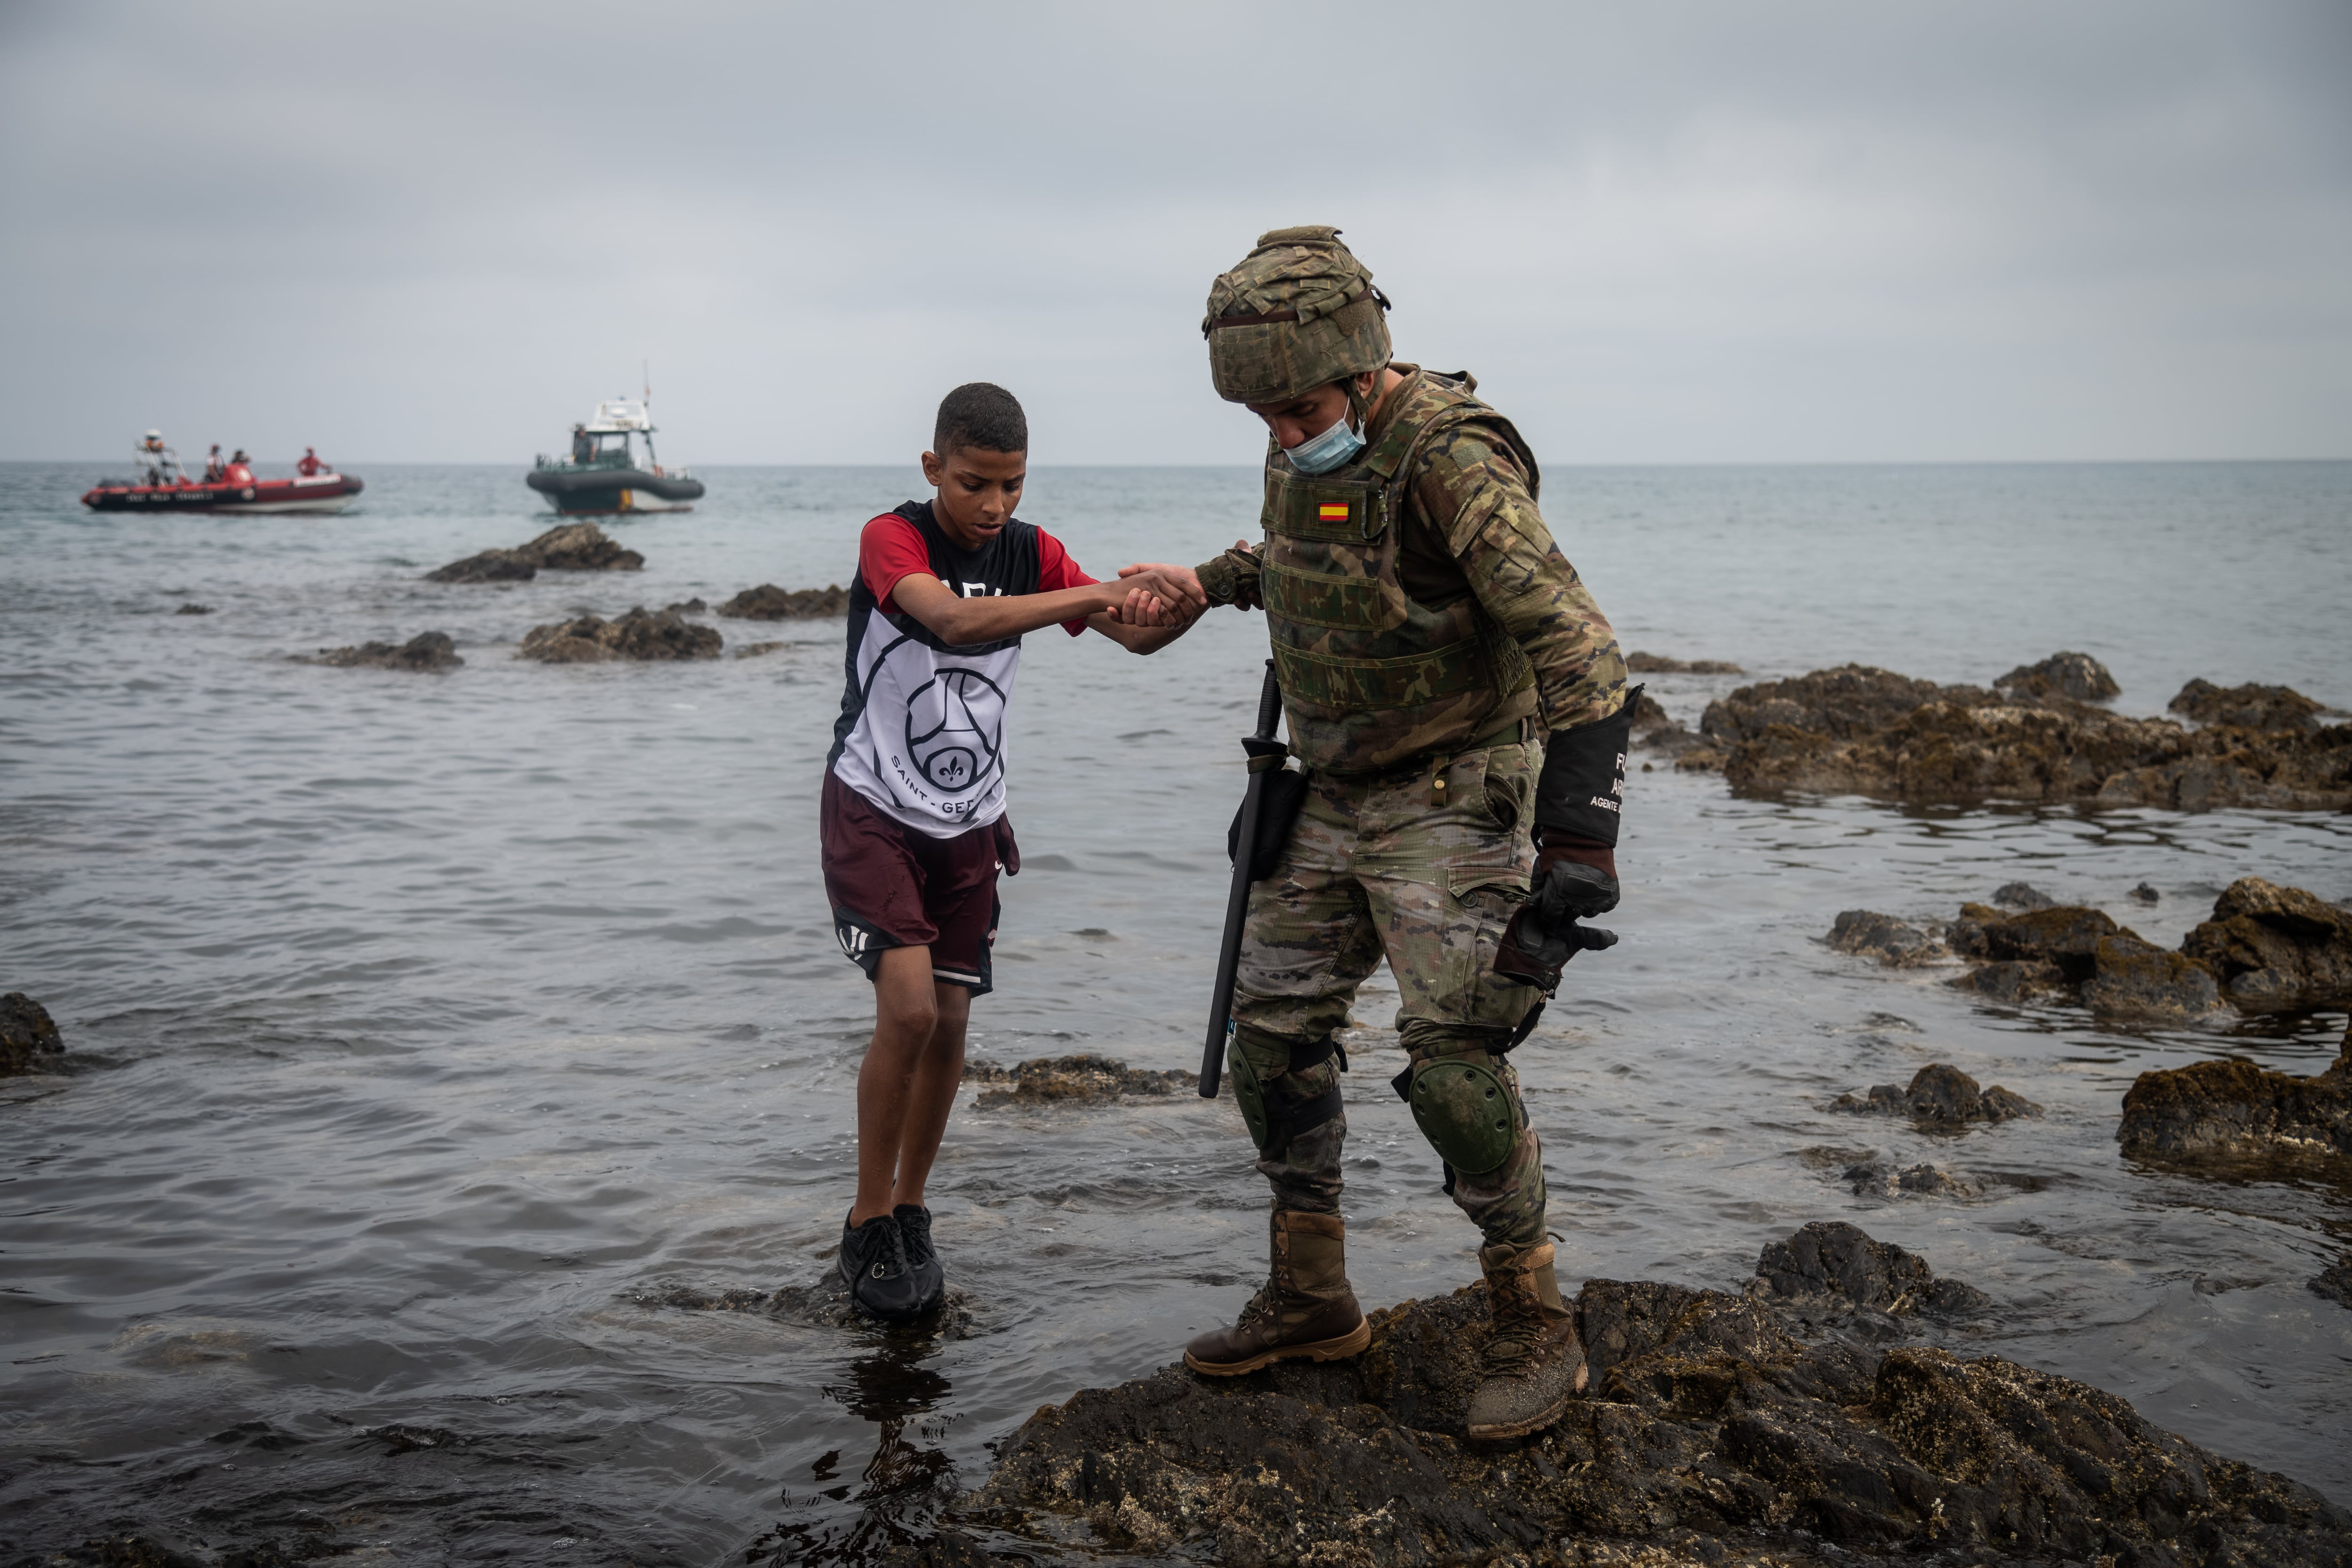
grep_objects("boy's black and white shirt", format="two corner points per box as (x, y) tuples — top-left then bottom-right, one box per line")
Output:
(827, 500), (1096, 837)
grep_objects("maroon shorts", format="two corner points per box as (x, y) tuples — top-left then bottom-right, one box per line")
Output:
(820, 769), (1017, 994)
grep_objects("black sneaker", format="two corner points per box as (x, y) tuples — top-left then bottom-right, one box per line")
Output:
(838, 1210), (923, 1322)
(894, 1204), (945, 1311)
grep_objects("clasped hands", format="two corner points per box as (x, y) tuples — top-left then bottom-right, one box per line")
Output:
(1104, 560), (1209, 627)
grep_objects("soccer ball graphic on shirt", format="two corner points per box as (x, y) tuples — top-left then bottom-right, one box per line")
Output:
(904, 666), (1007, 794)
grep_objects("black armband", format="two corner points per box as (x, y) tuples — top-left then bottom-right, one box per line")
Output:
(1533, 686), (1640, 847)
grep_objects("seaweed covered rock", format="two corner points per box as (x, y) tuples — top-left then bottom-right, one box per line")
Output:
(2169, 678), (2330, 733)
(1699, 664), (1973, 748)
(1625, 651), (1744, 674)
(1947, 902), (2219, 1018)
(716, 583), (850, 620)
(2116, 1048), (2352, 1164)
(970, 1224), (2351, 1566)
(308, 631), (463, 671)
(1994, 650), (2120, 703)
(425, 522), (644, 583)
(1824, 910), (1944, 966)
(2, 992), (64, 1076)
(964, 1054), (1193, 1107)
(518, 607), (721, 663)
(2181, 876), (2352, 1008)
(1832, 1063), (2041, 1126)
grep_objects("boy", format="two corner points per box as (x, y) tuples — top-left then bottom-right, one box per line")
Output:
(822, 381), (1204, 1321)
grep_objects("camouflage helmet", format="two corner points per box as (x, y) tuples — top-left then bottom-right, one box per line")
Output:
(1202, 225), (1392, 405)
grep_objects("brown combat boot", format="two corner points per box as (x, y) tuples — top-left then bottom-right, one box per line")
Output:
(1183, 1210), (1371, 1376)
(1466, 1239), (1588, 1440)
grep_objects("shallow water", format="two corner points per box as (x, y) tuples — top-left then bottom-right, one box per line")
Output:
(1, 459), (2348, 1563)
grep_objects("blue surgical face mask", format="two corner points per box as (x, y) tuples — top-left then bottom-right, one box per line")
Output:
(1283, 407), (1366, 475)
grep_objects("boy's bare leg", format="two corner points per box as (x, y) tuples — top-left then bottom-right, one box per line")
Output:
(851, 945), (942, 1224)
(890, 980), (970, 1212)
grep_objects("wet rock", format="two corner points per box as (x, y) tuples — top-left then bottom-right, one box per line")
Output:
(1839, 1159), (1977, 1199)
(425, 522), (644, 582)
(1993, 650), (2120, 703)
(1625, 650), (1744, 674)
(1710, 663), (2352, 809)
(734, 641), (785, 658)
(2132, 880), (2162, 903)
(518, 607), (722, 663)
(974, 1223), (2343, 1566)
(1948, 903), (2114, 977)
(717, 582), (850, 620)
(174, 602), (213, 615)
(2169, 677), (2330, 733)
(424, 547), (537, 583)
(1825, 910), (1944, 966)
(1990, 879), (2054, 910)
(2312, 1259), (2352, 1310)
(964, 1054), (1192, 1107)
(1947, 958), (2066, 1004)
(2081, 932), (2222, 1019)
(2116, 1049), (2352, 1163)
(660, 596), (707, 615)
(1832, 1063), (2041, 1126)
(2, 991), (64, 1076)
(2180, 876), (2352, 1008)
(308, 631), (463, 671)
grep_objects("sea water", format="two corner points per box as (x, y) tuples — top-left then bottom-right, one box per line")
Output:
(1, 459), (2348, 1562)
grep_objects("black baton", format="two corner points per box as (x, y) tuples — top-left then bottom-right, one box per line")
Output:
(1200, 659), (1285, 1098)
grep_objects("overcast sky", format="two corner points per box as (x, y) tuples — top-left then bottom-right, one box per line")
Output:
(3, 0), (2347, 466)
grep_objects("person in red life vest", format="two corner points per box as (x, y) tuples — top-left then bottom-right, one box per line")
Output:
(202, 444), (225, 483)
(822, 381), (1207, 1321)
(224, 450), (255, 484)
(297, 447), (324, 476)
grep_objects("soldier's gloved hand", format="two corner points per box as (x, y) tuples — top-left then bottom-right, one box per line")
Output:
(1494, 835), (1620, 993)
(1193, 542), (1264, 611)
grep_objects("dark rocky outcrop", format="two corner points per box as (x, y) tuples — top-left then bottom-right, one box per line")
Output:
(1990, 880), (2054, 910)
(2117, 1040), (2352, 1164)
(1703, 662), (2352, 809)
(2, 992), (64, 1076)
(1825, 910), (1943, 966)
(1840, 1158), (1976, 1199)
(307, 631), (463, 672)
(717, 583), (850, 620)
(2312, 1259), (2352, 1310)
(2170, 678), (2331, 734)
(174, 602), (213, 615)
(661, 596), (707, 616)
(968, 1223), (2349, 1566)
(517, 607), (721, 663)
(2180, 876), (2352, 1008)
(1994, 650), (2120, 703)
(1625, 650), (1744, 674)
(963, 1054), (1193, 1107)
(1948, 902), (2221, 1019)
(426, 522), (644, 583)
(1833, 1063), (2042, 1126)
(1626, 692), (1722, 767)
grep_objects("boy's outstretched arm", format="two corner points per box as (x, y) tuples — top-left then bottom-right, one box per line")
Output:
(890, 567), (1199, 648)
(1089, 561), (1207, 654)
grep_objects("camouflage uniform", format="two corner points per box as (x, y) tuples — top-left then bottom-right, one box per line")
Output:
(1205, 363), (1627, 1251)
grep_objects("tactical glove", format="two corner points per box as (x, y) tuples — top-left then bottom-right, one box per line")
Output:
(1493, 689), (1641, 994)
(1195, 545), (1264, 612)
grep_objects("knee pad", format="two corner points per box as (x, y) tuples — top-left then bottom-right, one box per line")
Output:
(1230, 1026), (1345, 1158)
(1406, 1056), (1518, 1176)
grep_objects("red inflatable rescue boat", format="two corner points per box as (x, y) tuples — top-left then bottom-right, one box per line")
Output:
(80, 434), (363, 515)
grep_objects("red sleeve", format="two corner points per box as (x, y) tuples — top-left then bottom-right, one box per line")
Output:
(1035, 527), (1099, 637)
(861, 515), (935, 613)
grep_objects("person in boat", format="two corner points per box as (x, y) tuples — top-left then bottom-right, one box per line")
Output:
(202, 444), (225, 483)
(138, 431), (169, 486)
(225, 450), (255, 485)
(820, 381), (1205, 1322)
(571, 425), (593, 465)
(297, 447), (325, 477)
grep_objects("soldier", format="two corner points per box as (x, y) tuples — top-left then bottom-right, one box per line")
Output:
(1170, 226), (1634, 1441)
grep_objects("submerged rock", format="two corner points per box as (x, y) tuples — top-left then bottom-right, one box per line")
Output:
(174, 601), (214, 615)
(2169, 677), (2331, 733)
(1832, 1063), (2042, 1126)
(969, 1223), (2347, 1566)
(1824, 910), (1944, 966)
(717, 583), (849, 620)
(1624, 650), (1744, 674)
(1989, 879), (2054, 910)
(2181, 875), (2352, 1008)
(2116, 1045), (2352, 1164)
(1706, 662), (2352, 809)
(308, 631), (463, 671)
(1994, 650), (2120, 703)
(426, 522), (645, 583)
(965, 1054), (1193, 1107)
(2312, 1259), (2352, 1310)
(2, 992), (64, 1076)
(518, 607), (721, 663)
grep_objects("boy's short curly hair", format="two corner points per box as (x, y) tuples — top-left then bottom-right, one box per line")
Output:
(933, 382), (1028, 458)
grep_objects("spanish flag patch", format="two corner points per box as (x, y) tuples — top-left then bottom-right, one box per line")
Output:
(1317, 501), (1351, 521)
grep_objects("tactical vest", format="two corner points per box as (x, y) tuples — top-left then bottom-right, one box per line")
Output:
(1260, 371), (1537, 775)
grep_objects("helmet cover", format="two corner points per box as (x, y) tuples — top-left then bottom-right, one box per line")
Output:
(1202, 225), (1392, 404)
